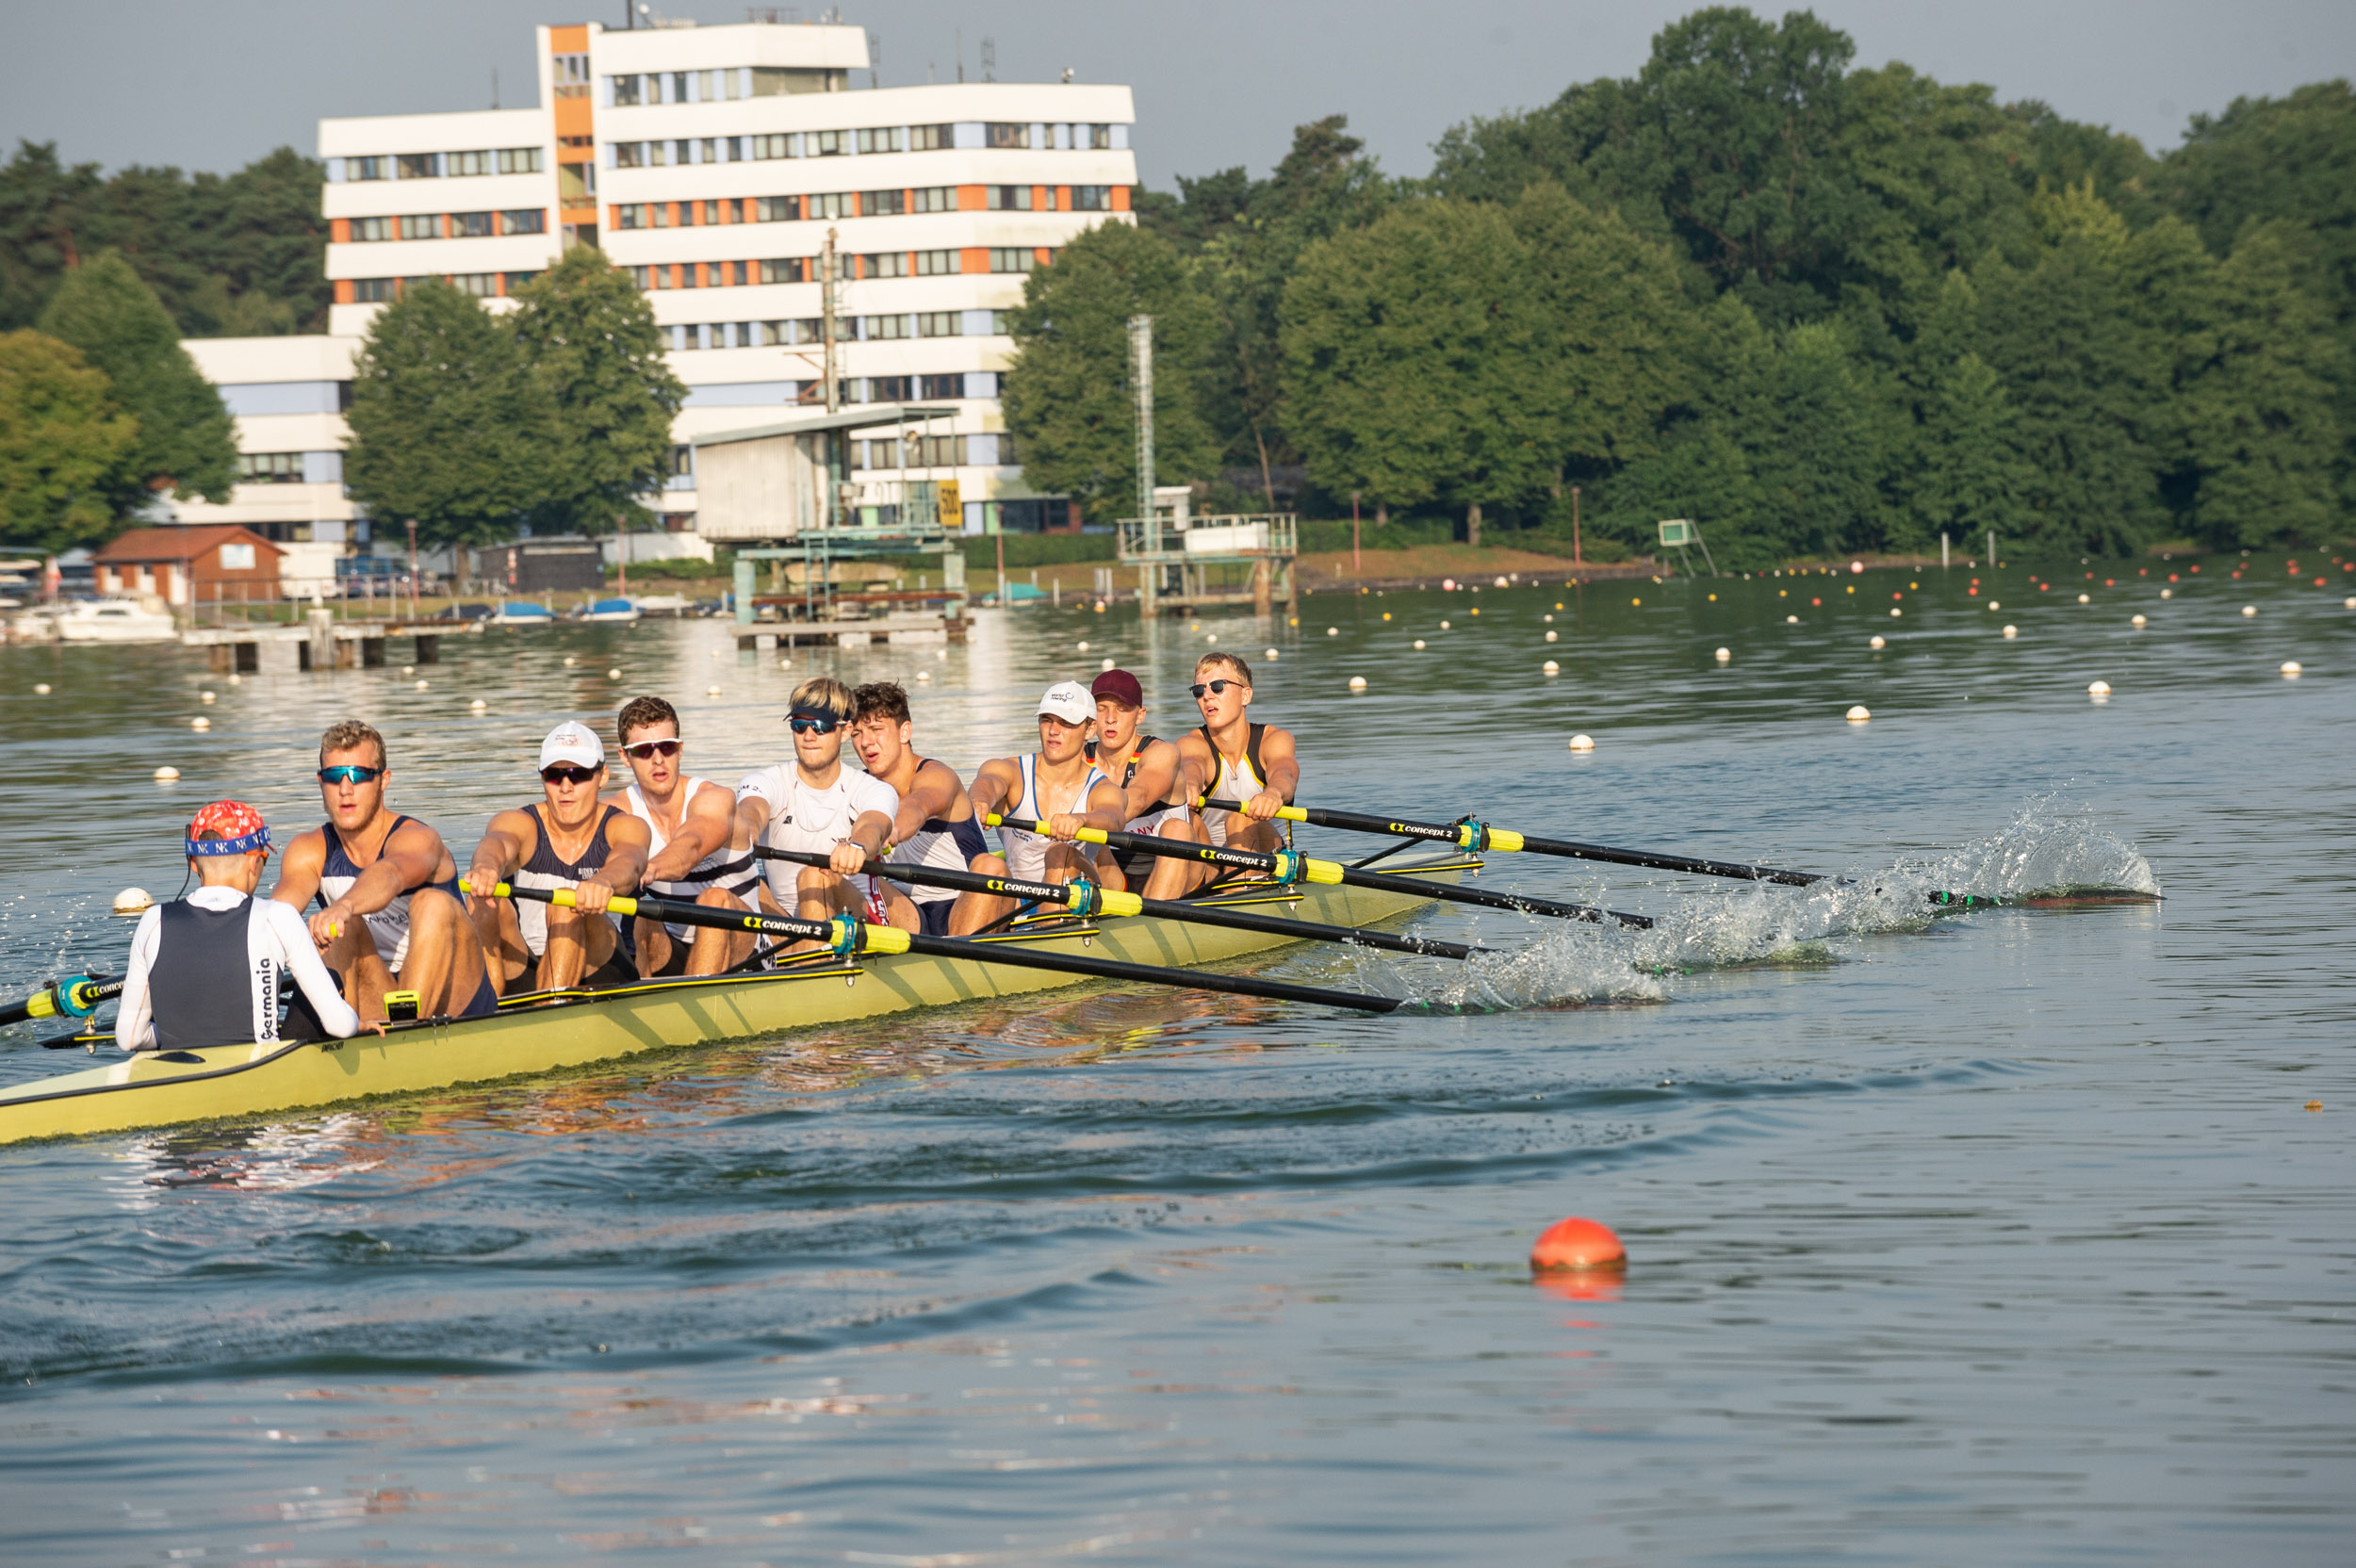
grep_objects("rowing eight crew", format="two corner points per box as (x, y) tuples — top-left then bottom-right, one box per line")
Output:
(118, 651), (1298, 1051)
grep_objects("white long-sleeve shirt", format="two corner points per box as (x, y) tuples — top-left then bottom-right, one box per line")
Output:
(115, 886), (361, 1052)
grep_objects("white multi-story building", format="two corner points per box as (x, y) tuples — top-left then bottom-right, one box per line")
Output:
(174, 14), (1138, 574)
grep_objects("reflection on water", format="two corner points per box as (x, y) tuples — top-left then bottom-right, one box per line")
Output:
(2, 556), (2352, 1561)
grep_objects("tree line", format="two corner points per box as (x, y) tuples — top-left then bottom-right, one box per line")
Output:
(1003, 7), (2355, 564)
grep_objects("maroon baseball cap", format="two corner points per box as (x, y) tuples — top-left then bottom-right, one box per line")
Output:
(1089, 668), (1144, 708)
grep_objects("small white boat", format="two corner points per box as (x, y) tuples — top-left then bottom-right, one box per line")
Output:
(50, 599), (179, 643)
(631, 593), (691, 618)
(490, 601), (556, 627)
(578, 596), (642, 624)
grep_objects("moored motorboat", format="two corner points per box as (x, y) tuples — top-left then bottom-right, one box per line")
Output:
(490, 601), (556, 626)
(578, 596), (643, 623)
(45, 599), (180, 644)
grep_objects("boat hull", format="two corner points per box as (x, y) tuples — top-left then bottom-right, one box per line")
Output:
(0, 858), (1470, 1145)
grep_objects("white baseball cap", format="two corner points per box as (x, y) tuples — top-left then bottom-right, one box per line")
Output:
(538, 720), (604, 771)
(1037, 681), (1093, 724)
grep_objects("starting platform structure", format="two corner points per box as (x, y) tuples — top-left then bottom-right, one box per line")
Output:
(1117, 487), (1298, 615)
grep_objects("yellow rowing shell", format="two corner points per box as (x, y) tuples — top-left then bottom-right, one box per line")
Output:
(0, 857), (1472, 1146)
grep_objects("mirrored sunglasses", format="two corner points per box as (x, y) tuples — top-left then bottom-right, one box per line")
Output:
(317, 764), (384, 784)
(622, 739), (682, 759)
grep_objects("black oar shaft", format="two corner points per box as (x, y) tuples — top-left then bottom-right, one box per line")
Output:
(752, 846), (1494, 960)
(498, 885), (1401, 1015)
(1202, 797), (1826, 887)
(1, 974), (122, 1028)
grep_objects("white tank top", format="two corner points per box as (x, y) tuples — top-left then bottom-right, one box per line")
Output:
(997, 754), (1109, 881)
(1204, 742), (1268, 848)
(624, 777), (760, 935)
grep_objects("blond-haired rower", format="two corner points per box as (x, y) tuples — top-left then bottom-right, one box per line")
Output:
(1163, 652), (1300, 891)
(730, 677), (898, 954)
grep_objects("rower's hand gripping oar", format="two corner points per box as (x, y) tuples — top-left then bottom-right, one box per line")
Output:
(1201, 796), (1829, 887)
(984, 814), (1652, 930)
(1, 973), (122, 1029)
(752, 846), (1496, 960)
(493, 884), (1405, 1015)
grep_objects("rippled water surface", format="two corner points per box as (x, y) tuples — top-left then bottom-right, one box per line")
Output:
(2, 558), (2350, 1564)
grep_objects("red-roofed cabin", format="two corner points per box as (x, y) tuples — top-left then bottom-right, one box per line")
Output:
(92, 526), (285, 607)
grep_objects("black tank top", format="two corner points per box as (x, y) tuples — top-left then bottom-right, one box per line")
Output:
(148, 901), (256, 1051)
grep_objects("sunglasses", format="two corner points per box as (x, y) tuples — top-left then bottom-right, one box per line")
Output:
(540, 764), (599, 785)
(622, 739), (682, 760)
(317, 764), (383, 785)
(788, 713), (842, 735)
(1188, 679), (1243, 699)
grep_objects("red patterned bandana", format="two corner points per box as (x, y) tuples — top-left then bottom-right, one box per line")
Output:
(187, 800), (270, 857)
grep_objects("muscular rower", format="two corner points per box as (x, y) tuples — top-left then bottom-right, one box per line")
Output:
(273, 720), (495, 1021)
(969, 681), (1129, 893)
(1168, 652), (1300, 884)
(608, 695), (759, 976)
(464, 722), (651, 992)
(118, 801), (361, 1053)
(849, 680), (1008, 936)
(1085, 667), (1206, 899)
(731, 678), (897, 954)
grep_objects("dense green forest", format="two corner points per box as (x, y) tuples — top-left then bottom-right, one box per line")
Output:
(1006, 7), (2356, 562)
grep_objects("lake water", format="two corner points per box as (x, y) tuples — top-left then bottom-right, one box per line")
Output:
(2, 554), (2350, 1564)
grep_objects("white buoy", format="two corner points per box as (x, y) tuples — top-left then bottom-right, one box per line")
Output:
(1439, 620), (1451, 630)
(778, 657), (793, 669)
(199, 690), (216, 704)
(2087, 679), (2111, 696)
(1890, 607), (1902, 617)
(1545, 629), (1558, 643)
(2077, 593), (2090, 603)
(32, 683), (50, 695)
(1076, 641), (1089, 652)
(114, 886), (155, 914)
(2002, 625), (2018, 639)
(1265, 647), (1279, 660)
(1715, 646), (1731, 662)
(1543, 613), (1554, 623)
(2161, 589), (2173, 599)
(1413, 639), (1427, 650)
(2281, 661), (2303, 678)
(563, 656), (577, 667)
(1845, 705), (1871, 723)
(1849, 561), (1863, 574)
(2131, 613), (2147, 627)
(151, 767), (179, 783)
(1988, 602), (2001, 611)
(1494, 576), (1510, 588)
(1869, 635), (1886, 650)
(1786, 614), (1799, 624)
(2242, 606), (2257, 617)
(2345, 596), (2356, 609)
(1442, 578), (1457, 591)
(469, 697), (487, 710)
(608, 667), (623, 678)
(415, 678), (430, 690)
(1326, 627), (1339, 637)
(1348, 675), (1367, 691)
(937, 648), (948, 661)
(1205, 634), (1217, 645)
(706, 684), (722, 696)
(1542, 661), (1560, 675)
(401, 665), (414, 675)
(190, 715), (210, 730)
(227, 674), (240, 685)
(1100, 657), (1114, 672)
(1093, 601), (1105, 612)
(916, 669), (931, 681)
(1567, 733), (1595, 752)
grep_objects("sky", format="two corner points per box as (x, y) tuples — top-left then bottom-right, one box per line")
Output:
(3, 0), (2352, 188)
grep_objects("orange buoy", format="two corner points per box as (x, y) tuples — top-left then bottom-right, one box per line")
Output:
(1530, 1216), (1626, 1272)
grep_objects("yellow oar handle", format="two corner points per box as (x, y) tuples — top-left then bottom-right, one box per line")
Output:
(1191, 795), (1309, 824)
(521, 884), (646, 919)
(1484, 826), (1526, 852)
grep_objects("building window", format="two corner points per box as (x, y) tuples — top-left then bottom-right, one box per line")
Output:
(614, 141), (645, 170)
(399, 214), (440, 240)
(914, 250), (957, 276)
(352, 278), (395, 302)
(754, 195), (798, 221)
(492, 145), (541, 176)
(916, 311), (961, 337)
(989, 248), (1035, 274)
(1086, 123), (1113, 150)
(990, 309), (1015, 335)
(350, 155), (390, 182)
(857, 127), (905, 155)
(397, 153), (439, 179)
(909, 123), (952, 152)
(614, 204), (647, 230)
(860, 188), (907, 217)
(808, 128), (848, 157)
(350, 216), (391, 242)
(751, 66), (840, 96)
(237, 452), (303, 484)
(760, 257), (806, 284)
(452, 210), (496, 237)
(805, 191), (849, 220)
(912, 186), (955, 214)
(868, 375), (911, 402)
(500, 208), (545, 236)
(918, 375), (964, 403)
(986, 185), (1034, 211)
(448, 150), (492, 177)
(986, 122), (1030, 150)
(750, 133), (792, 160)
(1073, 186), (1111, 211)
(864, 314), (909, 339)
(862, 253), (908, 279)
(611, 74), (642, 106)
(628, 266), (653, 289)
(554, 53), (590, 95)
(450, 272), (499, 297)
(505, 270), (542, 292)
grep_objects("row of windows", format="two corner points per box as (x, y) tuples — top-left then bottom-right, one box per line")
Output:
(663, 318), (1011, 350)
(610, 67), (846, 105)
(610, 124), (1121, 168)
(850, 434), (977, 470)
(346, 271), (542, 303)
(337, 148), (543, 181)
(237, 452), (303, 483)
(627, 248), (1053, 290)
(610, 186), (1113, 229)
(345, 210), (547, 242)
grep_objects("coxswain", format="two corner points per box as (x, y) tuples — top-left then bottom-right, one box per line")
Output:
(464, 721), (651, 992)
(608, 695), (759, 976)
(273, 719), (496, 1021)
(1170, 651), (1300, 874)
(730, 678), (898, 954)
(117, 801), (361, 1053)
(969, 681), (1129, 890)
(1085, 667), (1207, 898)
(848, 680), (1007, 936)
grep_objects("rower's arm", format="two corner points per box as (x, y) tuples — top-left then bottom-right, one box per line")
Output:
(728, 792), (769, 854)
(1256, 727), (1301, 809)
(269, 830), (324, 914)
(1172, 734), (1216, 810)
(260, 900), (360, 1039)
(369, 820), (453, 911)
(645, 788), (731, 884)
(892, 762), (956, 848)
(1128, 741), (1184, 817)
(463, 811), (534, 899)
(590, 815), (651, 896)
(1083, 777), (1131, 836)
(850, 808), (893, 859)
(111, 906), (165, 1053)
(967, 758), (1018, 820)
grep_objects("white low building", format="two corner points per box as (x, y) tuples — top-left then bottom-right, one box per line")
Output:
(174, 335), (360, 595)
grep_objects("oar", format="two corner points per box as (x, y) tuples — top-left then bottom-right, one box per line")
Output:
(983, 814), (1653, 929)
(753, 846), (1495, 960)
(1201, 796), (1828, 886)
(495, 884), (1406, 1014)
(1, 973), (122, 1028)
